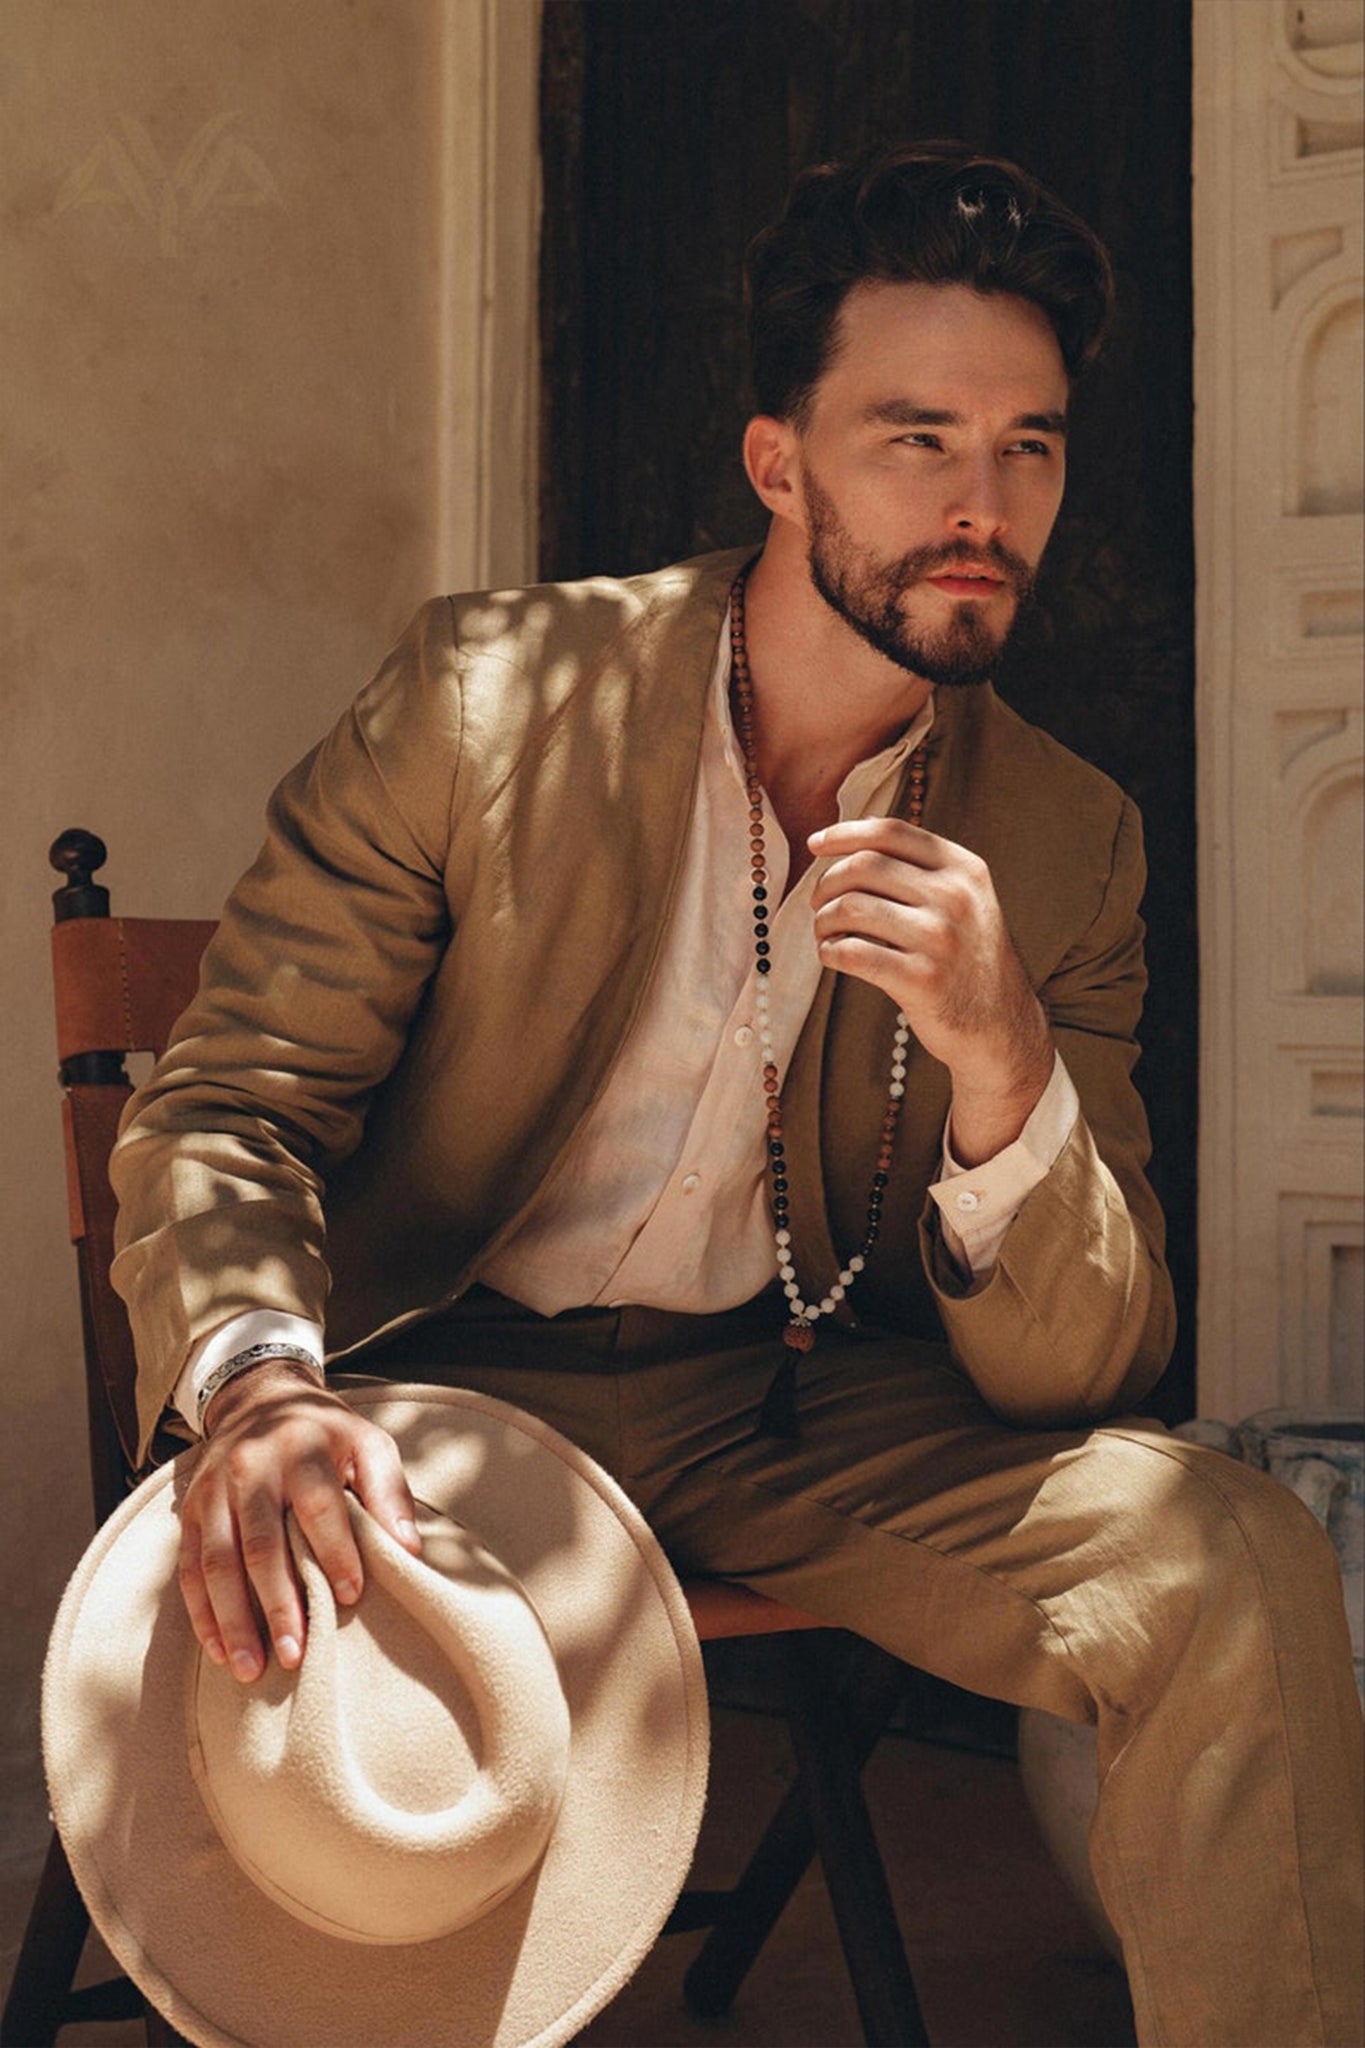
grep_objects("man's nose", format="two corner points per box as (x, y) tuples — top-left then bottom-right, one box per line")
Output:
(946, 457), (1007, 538)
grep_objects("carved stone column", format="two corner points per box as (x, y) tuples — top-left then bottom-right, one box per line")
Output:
(1194, 0), (1364, 1415)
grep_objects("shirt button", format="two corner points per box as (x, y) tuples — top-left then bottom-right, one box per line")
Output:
(681, 1173), (701, 1196)
(733, 1024), (754, 1047)
(955, 1189), (983, 1213)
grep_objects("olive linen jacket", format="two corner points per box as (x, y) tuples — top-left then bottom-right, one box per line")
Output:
(111, 547), (1175, 1462)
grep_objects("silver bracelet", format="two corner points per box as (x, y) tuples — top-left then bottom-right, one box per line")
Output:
(196, 1343), (324, 1433)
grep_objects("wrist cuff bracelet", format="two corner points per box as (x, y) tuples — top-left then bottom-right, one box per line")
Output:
(196, 1343), (324, 1433)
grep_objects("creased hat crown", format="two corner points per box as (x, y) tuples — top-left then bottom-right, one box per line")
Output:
(189, 1498), (571, 1945)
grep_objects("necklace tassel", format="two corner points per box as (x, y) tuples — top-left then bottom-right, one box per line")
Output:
(758, 1350), (802, 1440)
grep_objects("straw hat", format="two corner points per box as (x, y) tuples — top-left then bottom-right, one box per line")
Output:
(43, 1383), (709, 2048)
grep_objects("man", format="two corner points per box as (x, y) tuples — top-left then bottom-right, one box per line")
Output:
(111, 145), (1361, 2044)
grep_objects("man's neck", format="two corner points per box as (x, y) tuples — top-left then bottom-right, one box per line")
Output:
(739, 531), (932, 833)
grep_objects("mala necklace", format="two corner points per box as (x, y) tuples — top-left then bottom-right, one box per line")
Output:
(728, 567), (928, 1381)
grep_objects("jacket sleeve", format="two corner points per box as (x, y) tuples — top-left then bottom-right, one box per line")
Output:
(918, 795), (1175, 1426)
(111, 600), (461, 1459)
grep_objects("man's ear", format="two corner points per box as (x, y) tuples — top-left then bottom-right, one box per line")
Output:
(742, 415), (805, 527)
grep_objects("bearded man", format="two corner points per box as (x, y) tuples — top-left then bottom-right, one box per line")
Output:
(111, 144), (1363, 2045)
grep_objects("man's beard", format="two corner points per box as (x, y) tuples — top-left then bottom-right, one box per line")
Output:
(804, 466), (1037, 687)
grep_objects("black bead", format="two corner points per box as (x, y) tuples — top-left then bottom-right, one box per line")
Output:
(773, 1175), (788, 1194)
(755, 940), (770, 956)
(752, 884), (767, 902)
(873, 1170), (889, 1188)
(768, 1139), (785, 1158)
(756, 959), (770, 974)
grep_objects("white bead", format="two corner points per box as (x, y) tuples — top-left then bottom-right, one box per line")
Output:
(895, 1010), (908, 1026)
(848, 1255), (865, 1273)
(891, 1063), (906, 1081)
(791, 1300), (807, 1318)
(819, 1296), (836, 1315)
(775, 1229), (791, 1247)
(830, 1283), (846, 1301)
(889, 1081), (905, 1098)
(784, 1280), (801, 1301)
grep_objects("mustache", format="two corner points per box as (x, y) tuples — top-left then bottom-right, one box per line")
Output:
(890, 540), (1037, 600)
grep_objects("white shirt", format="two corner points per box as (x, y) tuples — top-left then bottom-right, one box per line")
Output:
(172, 621), (1076, 1429)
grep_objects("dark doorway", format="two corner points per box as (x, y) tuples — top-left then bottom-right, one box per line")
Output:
(540, 0), (1197, 1421)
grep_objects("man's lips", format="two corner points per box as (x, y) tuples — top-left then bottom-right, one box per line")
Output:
(925, 569), (1009, 597)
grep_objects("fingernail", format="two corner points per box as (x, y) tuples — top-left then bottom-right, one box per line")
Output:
(336, 1577), (361, 1604)
(231, 1649), (261, 1682)
(397, 1518), (420, 1551)
(808, 829), (826, 847)
(204, 1637), (227, 1666)
(276, 1634), (301, 1667)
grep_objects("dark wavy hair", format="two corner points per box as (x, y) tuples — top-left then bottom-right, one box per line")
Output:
(746, 141), (1114, 426)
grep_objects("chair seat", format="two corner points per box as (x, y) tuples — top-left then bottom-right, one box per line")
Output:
(684, 1579), (828, 1639)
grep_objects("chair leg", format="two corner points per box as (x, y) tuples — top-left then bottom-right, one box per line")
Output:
(1, 1831), (90, 2047)
(684, 1635), (928, 2048)
(783, 1636), (929, 2048)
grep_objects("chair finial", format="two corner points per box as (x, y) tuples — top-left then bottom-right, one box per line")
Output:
(50, 828), (111, 922)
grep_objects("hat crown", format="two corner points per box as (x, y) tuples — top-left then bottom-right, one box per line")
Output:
(189, 1498), (571, 1945)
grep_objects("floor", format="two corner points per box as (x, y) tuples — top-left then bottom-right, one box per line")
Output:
(2, 1706), (1134, 2048)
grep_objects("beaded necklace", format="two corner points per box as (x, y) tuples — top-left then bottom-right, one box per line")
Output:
(728, 566), (928, 1362)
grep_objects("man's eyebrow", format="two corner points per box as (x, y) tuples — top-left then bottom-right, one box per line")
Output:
(861, 399), (1068, 436)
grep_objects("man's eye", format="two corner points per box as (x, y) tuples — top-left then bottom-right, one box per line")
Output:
(897, 432), (943, 450)
(1007, 439), (1052, 457)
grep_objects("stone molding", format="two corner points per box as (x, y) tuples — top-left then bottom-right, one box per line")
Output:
(1194, 0), (1364, 1415)
(434, 0), (541, 592)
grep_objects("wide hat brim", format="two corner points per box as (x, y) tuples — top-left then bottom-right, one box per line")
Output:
(43, 1383), (709, 2048)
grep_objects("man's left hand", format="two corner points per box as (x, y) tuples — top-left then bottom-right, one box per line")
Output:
(808, 817), (1053, 1167)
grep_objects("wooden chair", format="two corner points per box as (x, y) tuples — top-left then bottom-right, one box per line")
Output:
(2, 828), (927, 2048)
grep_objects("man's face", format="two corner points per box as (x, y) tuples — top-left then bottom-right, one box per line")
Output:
(793, 281), (1069, 686)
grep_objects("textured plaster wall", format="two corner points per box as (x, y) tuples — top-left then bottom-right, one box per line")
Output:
(0, 0), (533, 1874)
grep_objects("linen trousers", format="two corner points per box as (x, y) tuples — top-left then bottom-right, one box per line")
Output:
(357, 1287), (1364, 2048)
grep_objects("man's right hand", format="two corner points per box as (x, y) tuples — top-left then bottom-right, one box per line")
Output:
(179, 1360), (421, 1684)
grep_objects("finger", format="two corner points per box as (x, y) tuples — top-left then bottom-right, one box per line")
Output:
(814, 891), (938, 955)
(233, 1475), (313, 1670)
(351, 1425), (422, 1555)
(810, 848), (934, 915)
(177, 1518), (227, 1666)
(810, 817), (958, 865)
(198, 1493), (271, 1683)
(817, 930), (932, 995)
(289, 1456), (366, 1608)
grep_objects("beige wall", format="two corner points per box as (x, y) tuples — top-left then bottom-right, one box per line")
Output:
(0, 0), (538, 1876)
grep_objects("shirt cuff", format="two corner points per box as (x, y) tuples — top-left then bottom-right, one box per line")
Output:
(170, 1310), (326, 1437)
(930, 1052), (1079, 1281)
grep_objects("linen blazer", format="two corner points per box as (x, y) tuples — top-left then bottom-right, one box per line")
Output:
(112, 547), (1175, 1460)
